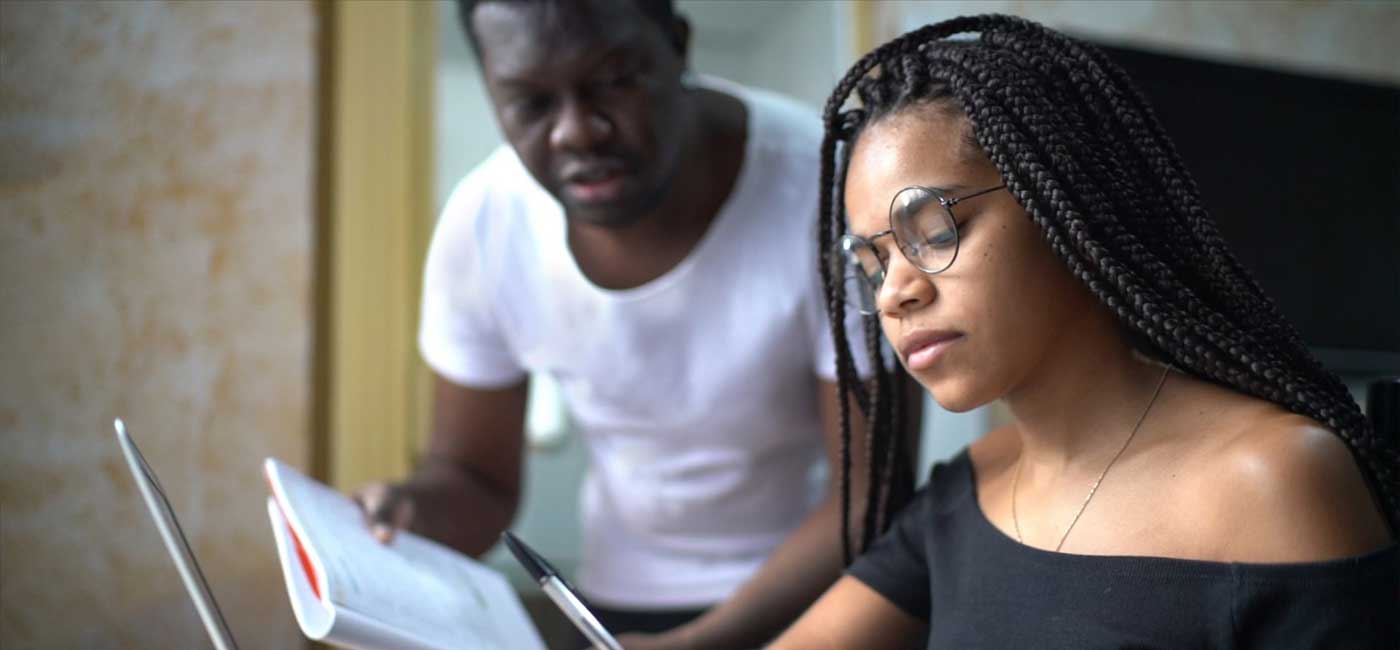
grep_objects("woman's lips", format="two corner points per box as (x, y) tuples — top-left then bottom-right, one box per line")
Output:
(900, 331), (963, 371)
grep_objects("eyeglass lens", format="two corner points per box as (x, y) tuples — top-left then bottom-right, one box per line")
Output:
(837, 187), (958, 315)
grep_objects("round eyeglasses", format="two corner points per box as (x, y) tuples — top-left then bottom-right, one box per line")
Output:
(835, 184), (1007, 315)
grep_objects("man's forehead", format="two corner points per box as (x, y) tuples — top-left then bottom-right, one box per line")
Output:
(473, 0), (658, 71)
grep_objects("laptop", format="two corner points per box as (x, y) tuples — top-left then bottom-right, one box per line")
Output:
(113, 418), (239, 650)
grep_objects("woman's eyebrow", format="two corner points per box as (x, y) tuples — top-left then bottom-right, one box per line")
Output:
(848, 228), (894, 243)
(926, 183), (968, 194)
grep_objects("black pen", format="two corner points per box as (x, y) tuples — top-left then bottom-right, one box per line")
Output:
(502, 531), (623, 650)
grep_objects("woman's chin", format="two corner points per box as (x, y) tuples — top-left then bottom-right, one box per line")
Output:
(921, 377), (990, 414)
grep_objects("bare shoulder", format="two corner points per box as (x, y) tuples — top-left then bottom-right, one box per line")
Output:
(1195, 400), (1394, 562)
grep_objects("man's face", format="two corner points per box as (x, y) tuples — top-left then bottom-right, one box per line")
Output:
(472, 0), (690, 227)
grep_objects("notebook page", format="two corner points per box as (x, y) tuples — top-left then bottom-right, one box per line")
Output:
(265, 459), (544, 650)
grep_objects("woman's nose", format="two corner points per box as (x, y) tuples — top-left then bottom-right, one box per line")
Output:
(877, 252), (936, 315)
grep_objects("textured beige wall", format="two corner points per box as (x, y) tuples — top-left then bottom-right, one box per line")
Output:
(1, 2), (315, 648)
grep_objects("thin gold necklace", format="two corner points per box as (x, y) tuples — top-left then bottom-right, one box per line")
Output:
(1012, 364), (1172, 552)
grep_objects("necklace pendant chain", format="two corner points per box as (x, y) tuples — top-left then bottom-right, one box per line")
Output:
(1012, 364), (1172, 552)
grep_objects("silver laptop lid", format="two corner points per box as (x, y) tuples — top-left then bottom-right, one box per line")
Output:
(114, 418), (239, 650)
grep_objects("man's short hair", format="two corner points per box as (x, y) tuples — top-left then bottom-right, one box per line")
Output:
(455, 0), (680, 57)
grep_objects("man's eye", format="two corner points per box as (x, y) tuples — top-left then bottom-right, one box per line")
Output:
(591, 70), (641, 95)
(512, 95), (552, 119)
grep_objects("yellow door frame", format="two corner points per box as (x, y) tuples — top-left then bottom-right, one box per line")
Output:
(315, 0), (436, 490)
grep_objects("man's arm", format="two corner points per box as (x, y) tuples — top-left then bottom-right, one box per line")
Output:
(355, 373), (529, 557)
(627, 379), (869, 650)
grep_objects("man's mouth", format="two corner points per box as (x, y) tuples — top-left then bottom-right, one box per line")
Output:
(564, 169), (628, 203)
(561, 161), (632, 204)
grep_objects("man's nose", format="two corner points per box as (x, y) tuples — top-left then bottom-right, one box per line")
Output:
(549, 97), (612, 152)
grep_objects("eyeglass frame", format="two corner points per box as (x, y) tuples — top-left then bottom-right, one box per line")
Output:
(837, 183), (1007, 314)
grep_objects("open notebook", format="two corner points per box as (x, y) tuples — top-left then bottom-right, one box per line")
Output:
(114, 418), (544, 649)
(263, 457), (545, 649)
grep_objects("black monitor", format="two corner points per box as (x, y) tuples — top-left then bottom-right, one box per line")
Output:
(1094, 41), (1400, 375)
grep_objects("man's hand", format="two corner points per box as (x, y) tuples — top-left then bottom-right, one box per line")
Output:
(348, 374), (528, 557)
(353, 481), (418, 544)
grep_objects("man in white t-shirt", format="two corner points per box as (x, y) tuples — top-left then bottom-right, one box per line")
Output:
(355, 1), (872, 647)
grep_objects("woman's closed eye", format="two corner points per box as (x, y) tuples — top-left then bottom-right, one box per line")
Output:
(928, 227), (957, 249)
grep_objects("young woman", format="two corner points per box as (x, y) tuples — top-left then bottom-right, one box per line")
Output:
(772, 15), (1399, 648)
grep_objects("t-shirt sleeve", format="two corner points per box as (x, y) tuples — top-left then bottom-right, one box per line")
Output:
(417, 168), (528, 388)
(1229, 545), (1400, 648)
(845, 480), (934, 621)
